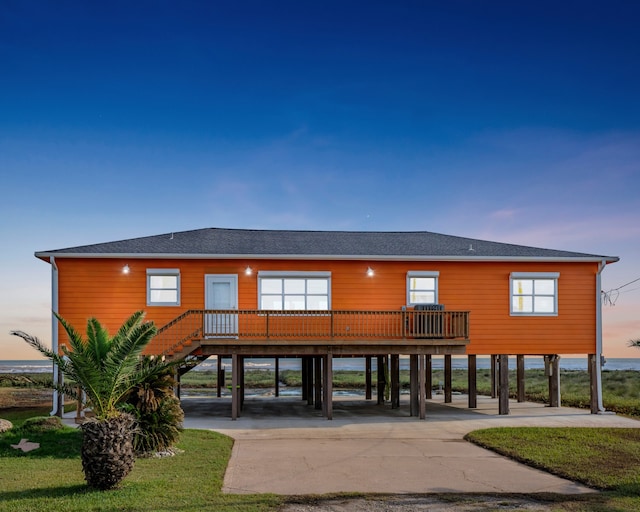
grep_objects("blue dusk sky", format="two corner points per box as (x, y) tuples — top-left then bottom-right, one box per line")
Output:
(1, 1), (639, 359)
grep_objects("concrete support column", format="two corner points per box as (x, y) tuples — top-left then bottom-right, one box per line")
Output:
(275, 357), (280, 398)
(516, 355), (525, 403)
(498, 354), (509, 415)
(468, 354), (477, 409)
(444, 354), (452, 403)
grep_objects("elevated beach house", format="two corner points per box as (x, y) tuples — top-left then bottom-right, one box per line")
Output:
(35, 228), (618, 419)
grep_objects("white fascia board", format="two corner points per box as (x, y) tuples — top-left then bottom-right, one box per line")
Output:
(34, 251), (620, 264)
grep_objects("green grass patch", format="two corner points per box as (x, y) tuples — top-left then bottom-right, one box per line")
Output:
(466, 427), (640, 491)
(0, 424), (280, 512)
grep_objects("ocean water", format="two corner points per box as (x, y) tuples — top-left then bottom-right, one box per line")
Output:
(3, 357), (640, 373)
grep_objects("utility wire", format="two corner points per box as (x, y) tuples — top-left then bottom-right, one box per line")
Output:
(602, 276), (640, 306)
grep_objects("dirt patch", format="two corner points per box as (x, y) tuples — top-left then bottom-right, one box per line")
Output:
(282, 495), (569, 511)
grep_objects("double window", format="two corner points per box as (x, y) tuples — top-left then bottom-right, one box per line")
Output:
(407, 271), (439, 305)
(147, 269), (180, 306)
(258, 271), (330, 311)
(510, 272), (559, 315)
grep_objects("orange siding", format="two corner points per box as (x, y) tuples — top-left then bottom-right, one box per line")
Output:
(54, 257), (598, 355)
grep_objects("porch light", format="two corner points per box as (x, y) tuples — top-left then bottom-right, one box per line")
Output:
(245, 266), (253, 276)
(367, 267), (375, 277)
(122, 264), (130, 275)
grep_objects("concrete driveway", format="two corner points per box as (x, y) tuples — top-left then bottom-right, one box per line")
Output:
(181, 394), (640, 495)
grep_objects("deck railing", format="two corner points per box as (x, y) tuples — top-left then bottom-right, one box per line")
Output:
(151, 309), (470, 356)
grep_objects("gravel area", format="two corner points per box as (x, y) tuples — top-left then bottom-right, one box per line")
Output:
(281, 495), (564, 511)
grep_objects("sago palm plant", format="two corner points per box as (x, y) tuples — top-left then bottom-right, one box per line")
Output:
(122, 356), (184, 455)
(11, 310), (177, 490)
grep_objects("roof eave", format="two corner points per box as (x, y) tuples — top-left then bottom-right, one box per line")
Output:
(34, 251), (620, 264)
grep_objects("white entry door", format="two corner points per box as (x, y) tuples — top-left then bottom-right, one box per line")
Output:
(204, 274), (238, 337)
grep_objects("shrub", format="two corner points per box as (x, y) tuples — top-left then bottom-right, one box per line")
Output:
(19, 416), (64, 433)
(122, 357), (184, 456)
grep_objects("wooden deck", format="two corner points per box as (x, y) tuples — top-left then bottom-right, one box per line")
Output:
(150, 309), (470, 359)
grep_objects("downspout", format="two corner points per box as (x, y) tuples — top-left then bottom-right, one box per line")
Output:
(595, 259), (606, 413)
(50, 256), (60, 416)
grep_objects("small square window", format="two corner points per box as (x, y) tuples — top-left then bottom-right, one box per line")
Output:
(510, 273), (558, 316)
(147, 269), (180, 306)
(407, 272), (439, 305)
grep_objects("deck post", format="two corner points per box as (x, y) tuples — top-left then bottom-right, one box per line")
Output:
(314, 357), (322, 410)
(410, 354), (418, 416)
(516, 355), (525, 402)
(231, 353), (239, 420)
(468, 354), (477, 408)
(365, 356), (372, 400)
(377, 355), (385, 404)
(426, 355), (432, 399)
(390, 354), (400, 409)
(491, 354), (498, 398)
(588, 354), (598, 414)
(444, 354), (452, 403)
(216, 355), (224, 398)
(418, 354), (426, 419)
(302, 357), (312, 405)
(323, 352), (333, 420)
(275, 357), (280, 398)
(239, 356), (245, 410)
(301, 357), (308, 401)
(498, 354), (509, 415)
(547, 355), (561, 407)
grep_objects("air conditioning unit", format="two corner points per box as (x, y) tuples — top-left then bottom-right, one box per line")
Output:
(414, 304), (444, 311)
(413, 304), (444, 337)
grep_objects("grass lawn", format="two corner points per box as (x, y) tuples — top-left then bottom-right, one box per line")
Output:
(4, 405), (640, 511)
(466, 427), (640, 511)
(0, 408), (280, 512)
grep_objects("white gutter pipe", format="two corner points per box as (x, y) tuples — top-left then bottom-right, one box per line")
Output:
(50, 256), (60, 417)
(595, 259), (606, 413)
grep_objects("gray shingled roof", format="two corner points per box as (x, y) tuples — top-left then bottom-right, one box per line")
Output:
(35, 228), (618, 262)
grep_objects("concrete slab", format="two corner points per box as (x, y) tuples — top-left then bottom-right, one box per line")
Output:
(180, 394), (640, 495)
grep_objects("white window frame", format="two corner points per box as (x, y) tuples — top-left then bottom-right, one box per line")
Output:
(510, 272), (559, 316)
(407, 271), (439, 306)
(147, 268), (181, 306)
(258, 271), (331, 311)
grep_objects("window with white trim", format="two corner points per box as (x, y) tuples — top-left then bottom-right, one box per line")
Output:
(510, 272), (559, 315)
(258, 271), (330, 311)
(147, 269), (180, 306)
(407, 271), (439, 305)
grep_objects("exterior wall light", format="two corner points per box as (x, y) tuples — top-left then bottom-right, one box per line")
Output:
(122, 264), (130, 274)
(245, 266), (253, 276)
(367, 267), (375, 277)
